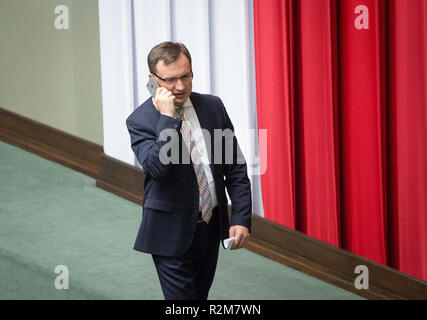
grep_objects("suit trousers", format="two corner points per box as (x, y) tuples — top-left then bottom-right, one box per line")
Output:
(152, 207), (220, 300)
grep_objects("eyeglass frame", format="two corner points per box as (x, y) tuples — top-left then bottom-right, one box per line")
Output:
(151, 70), (194, 85)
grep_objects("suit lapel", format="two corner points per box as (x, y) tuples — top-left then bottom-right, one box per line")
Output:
(190, 92), (212, 133)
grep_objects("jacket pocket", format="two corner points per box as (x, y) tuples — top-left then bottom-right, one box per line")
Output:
(143, 198), (174, 213)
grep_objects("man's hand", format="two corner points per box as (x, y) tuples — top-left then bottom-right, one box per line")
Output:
(152, 87), (175, 117)
(229, 225), (249, 250)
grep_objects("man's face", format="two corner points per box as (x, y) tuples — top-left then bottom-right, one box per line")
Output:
(154, 53), (193, 107)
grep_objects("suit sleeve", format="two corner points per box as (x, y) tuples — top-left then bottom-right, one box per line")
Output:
(220, 100), (252, 232)
(126, 114), (182, 181)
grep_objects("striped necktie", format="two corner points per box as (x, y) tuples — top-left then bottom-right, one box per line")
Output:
(178, 109), (212, 223)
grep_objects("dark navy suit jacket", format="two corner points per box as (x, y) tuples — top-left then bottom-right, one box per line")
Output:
(126, 92), (252, 257)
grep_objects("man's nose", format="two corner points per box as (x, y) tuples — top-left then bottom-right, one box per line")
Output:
(174, 78), (185, 91)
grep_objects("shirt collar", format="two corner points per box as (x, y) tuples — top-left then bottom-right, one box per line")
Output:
(175, 97), (193, 118)
(182, 97), (193, 108)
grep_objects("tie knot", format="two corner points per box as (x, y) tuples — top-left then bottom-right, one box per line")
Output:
(176, 108), (185, 120)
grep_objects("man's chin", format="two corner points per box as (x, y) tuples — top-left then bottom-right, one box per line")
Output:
(174, 101), (184, 108)
(174, 94), (188, 106)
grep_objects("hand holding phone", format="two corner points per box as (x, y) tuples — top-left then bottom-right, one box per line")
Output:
(147, 75), (175, 117)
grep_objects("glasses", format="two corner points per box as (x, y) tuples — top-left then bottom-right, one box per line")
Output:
(152, 71), (193, 85)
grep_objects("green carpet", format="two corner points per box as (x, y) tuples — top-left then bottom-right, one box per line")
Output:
(0, 141), (363, 300)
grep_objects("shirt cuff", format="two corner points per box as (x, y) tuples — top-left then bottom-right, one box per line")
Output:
(156, 114), (182, 135)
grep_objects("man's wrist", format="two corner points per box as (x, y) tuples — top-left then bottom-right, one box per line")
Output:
(160, 111), (176, 118)
(156, 113), (182, 135)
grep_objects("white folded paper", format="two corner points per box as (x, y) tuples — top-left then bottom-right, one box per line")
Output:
(223, 237), (235, 250)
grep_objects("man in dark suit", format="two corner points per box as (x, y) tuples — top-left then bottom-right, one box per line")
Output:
(126, 41), (252, 300)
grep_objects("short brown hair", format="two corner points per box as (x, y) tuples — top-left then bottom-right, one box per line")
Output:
(147, 41), (192, 74)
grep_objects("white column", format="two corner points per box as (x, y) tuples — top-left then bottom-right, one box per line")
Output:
(209, 0), (264, 216)
(170, 0), (212, 94)
(98, 0), (135, 165)
(132, 0), (172, 107)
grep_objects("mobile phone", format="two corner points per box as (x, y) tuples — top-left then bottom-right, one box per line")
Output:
(147, 75), (159, 97)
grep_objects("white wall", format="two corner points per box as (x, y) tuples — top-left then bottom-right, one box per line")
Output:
(98, 0), (264, 216)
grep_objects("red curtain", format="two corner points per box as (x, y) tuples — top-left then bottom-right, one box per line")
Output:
(254, 0), (296, 228)
(339, 0), (388, 264)
(254, 0), (427, 281)
(294, 0), (341, 247)
(388, 0), (427, 281)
